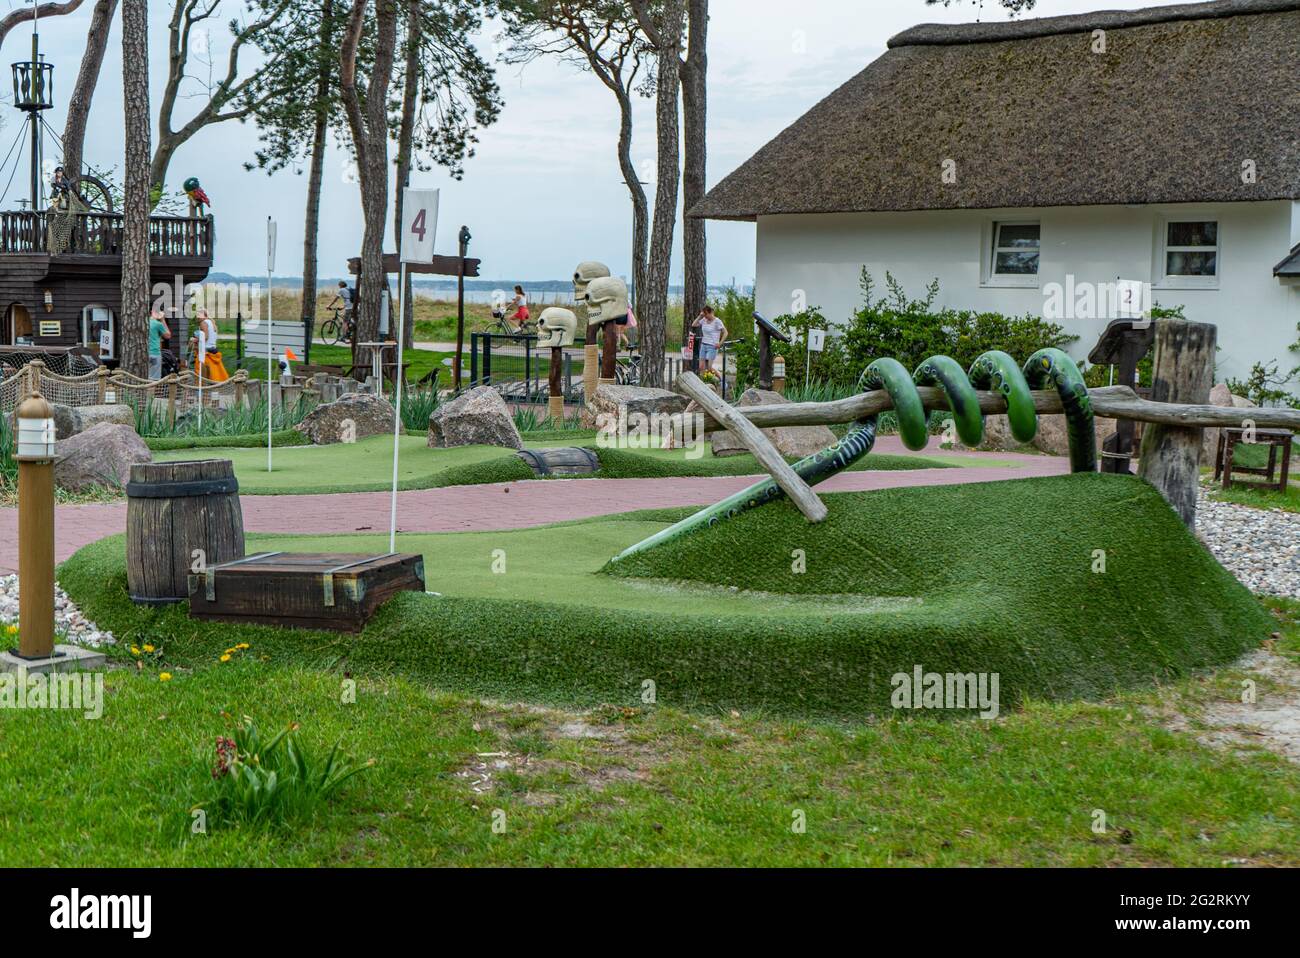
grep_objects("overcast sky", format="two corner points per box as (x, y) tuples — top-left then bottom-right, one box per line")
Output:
(25, 0), (1187, 285)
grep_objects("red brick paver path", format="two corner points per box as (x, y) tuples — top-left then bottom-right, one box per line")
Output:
(0, 441), (1066, 574)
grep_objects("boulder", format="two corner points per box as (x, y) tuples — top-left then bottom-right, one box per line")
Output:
(1030, 414), (1071, 457)
(710, 388), (837, 459)
(427, 385), (522, 450)
(975, 414), (1024, 452)
(1202, 383), (1258, 465)
(54, 422), (151, 491)
(50, 402), (135, 439)
(297, 393), (402, 445)
(582, 384), (689, 432)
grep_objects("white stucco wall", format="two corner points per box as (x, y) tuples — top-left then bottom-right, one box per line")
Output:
(754, 201), (1300, 385)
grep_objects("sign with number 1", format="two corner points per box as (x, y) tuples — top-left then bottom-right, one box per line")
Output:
(401, 188), (439, 264)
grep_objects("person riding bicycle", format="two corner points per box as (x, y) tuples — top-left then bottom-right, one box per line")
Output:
(506, 285), (530, 330)
(327, 281), (355, 323)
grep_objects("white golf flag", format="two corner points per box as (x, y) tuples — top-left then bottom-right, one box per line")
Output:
(401, 188), (439, 264)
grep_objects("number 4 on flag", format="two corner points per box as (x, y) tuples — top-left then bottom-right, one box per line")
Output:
(402, 189), (439, 264)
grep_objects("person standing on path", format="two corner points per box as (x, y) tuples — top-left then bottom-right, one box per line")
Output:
(148, 310), (171, 380)
(691, 306), (728, 374)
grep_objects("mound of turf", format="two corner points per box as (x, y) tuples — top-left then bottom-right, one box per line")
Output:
(59, 474), (1266, 719)
(145, 429), (311, 451)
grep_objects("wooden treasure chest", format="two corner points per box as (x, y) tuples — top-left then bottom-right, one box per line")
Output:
(188, 552), (426, 633)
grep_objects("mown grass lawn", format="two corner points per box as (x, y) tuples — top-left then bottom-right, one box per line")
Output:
(154, 434), (960, 495)
(0, 602), (1296, 867)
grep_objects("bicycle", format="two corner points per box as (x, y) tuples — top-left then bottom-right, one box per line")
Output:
(318, 306), (355, 347)
(615, 351), (642, 386)
(484, 308), (536, 337)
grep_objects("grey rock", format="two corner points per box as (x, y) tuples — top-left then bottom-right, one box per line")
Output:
(582, 384), (690, 431)
(49, 402), (135, 440)
(54, 422), (151, 491)
(710, 388), (837, 458)
(428, 385), (522, 449)
(297, 393), (402, 445)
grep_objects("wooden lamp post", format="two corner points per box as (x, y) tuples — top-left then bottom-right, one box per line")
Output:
(14, 390), (56, 660)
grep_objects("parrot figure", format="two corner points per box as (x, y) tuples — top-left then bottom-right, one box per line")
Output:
(182, 176), (211, 216)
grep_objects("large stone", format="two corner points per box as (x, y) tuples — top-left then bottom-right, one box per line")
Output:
(1202, 383), (1258, 465)
(1031, 414), (1070, 457)
(428, 385), (522, 449)
(54, 422), (152, 491)
(582, 384), (689, 431)
(710, 388), (838, 458)
(297, 393), (403, 445)
(50, 402), (135, 440)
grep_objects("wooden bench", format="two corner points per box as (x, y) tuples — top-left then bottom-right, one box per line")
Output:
(1215, 427), (1293, 492)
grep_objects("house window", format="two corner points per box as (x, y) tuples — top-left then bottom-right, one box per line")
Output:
(991, 222), (1041, 276)
(1164, 221), (1218, 278)
(81, 305), (115, 359)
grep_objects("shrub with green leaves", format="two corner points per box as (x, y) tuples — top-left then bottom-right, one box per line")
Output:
(202, 716), (374, 830)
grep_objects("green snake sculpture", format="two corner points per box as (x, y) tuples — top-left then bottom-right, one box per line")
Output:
(609, 348), (1095, 564)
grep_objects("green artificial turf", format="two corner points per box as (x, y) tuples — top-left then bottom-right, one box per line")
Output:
(146, 429), (311, 451)
(154, 434), (958, 495)
(58, 474), (1269, 719)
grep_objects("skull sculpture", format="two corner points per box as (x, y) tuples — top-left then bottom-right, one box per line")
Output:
(573, 261), (611, 301)
(536, 307), (578, 348)
(585, 276), (630, 327)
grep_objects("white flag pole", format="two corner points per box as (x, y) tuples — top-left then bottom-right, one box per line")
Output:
(389, 259), (406, 553)
(390, 188), (438, 553)
(266, 217), (276, 472)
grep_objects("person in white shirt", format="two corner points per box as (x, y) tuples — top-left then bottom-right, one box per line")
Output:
(691, 306), (728, 373)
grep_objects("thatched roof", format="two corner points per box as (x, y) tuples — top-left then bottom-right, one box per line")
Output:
(693, 0), (1300, 221)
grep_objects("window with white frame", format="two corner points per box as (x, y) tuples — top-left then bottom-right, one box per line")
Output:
(81, 305), (115, 359)
(1163, 221), (1218, 279)
(991, 222), (1041, 276)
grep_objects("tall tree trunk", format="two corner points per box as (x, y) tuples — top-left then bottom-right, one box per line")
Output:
(61, 0), (118, 180)
(680, 0), (708, 341)
(637, 0), (685, 389)
(341, 0), (399, 345)
(614, 85), (648, 317)
(120, 0), (151, 377)
(301, 0), (333, 323)
(393, 0), (420, 350)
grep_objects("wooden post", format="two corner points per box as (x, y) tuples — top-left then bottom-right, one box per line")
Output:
(167, 375), (178, 427)
(677, 372), (828, 523)
(583, 321), (600, 404)
(95, 364), (109, 402)
(600, 321), (618, 386)
(1137, 319), (1217, 528)
(757, 326), (773, 390)
(454, 226), (470, 392)
(548, 346), (565, 420)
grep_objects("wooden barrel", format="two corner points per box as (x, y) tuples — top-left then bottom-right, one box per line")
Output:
(126, 459), (245, 604)
(516, 447), (601, 477)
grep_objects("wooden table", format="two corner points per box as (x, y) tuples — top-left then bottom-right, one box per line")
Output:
(1215, 427), (1293, 491)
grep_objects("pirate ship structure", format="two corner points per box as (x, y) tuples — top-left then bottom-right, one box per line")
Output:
(0, 20), (212, 371)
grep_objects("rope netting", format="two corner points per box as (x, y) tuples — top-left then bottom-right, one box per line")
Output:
(0, 349), (97, 377)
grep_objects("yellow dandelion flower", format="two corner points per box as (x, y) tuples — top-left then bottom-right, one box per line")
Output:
(5, 624), (18, 635)
(143, 644), (155, 653)
(159, 672), (173, 682)
(131, 646), (141, 656)
(220, 654), (231, 663)
(235, 643), (250, 650)
(224, 648), (236, 655)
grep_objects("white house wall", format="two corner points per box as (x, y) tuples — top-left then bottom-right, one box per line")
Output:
(754, 202), (1298, 385)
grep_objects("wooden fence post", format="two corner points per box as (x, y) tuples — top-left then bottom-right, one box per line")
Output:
(95, 365), (109, 403)
(1137, 319), (1217, 528)
(167, 375), (178, 427)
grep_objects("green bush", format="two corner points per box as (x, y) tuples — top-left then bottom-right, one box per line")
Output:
(736, 271), (1078, 394)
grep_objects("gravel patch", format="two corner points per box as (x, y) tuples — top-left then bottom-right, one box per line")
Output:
(0, 574), (117, 648)
(1196, 490), (1300, 597)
